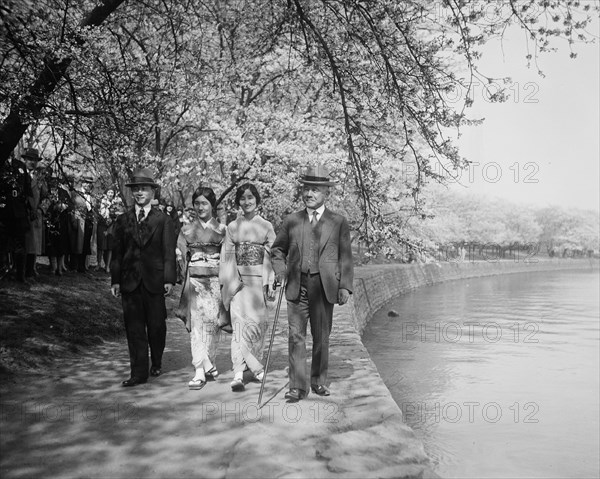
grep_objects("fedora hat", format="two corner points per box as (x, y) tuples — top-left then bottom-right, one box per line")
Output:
(21, 148), (43, 162)
(125, 167), (159, 188)
(81, 173), (95, 183)
(298, 164), (337, 186)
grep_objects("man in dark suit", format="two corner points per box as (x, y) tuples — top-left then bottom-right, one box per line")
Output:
(271, 164), (354, 402)
(110, 168), (176, 387)
(0, 153), (33, 283)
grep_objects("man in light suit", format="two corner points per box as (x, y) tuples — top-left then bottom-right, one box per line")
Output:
(22, 148), (47, 279)
(271, 164), (354, 402)
(110, 168), (176, 387)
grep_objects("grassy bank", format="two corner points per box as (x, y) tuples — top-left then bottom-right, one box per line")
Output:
(0, 266), (125, 375)
(0, 261), (185, 377)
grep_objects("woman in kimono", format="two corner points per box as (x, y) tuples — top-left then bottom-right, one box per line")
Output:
(177, 186), (226, 390)
(220, 183), (276, 392)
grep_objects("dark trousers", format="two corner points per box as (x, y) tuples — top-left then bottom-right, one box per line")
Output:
(25, 254), (37, 276)
(69, 254), (87, 272)
(121, 284), (167, 379)
(287, 273), (334, 391)
(0, 218), (29, 280)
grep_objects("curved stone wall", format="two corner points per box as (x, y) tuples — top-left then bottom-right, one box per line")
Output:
(348, 258), (599, 335)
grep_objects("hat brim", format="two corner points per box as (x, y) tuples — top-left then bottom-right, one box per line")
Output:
(298, 179), (337, 186)
(125, 181), (158, 188)
(22, 155), (41, 161)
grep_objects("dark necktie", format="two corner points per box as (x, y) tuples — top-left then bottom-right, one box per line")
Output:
(311, 210), (318, 227)
(137, 208), (145, 223)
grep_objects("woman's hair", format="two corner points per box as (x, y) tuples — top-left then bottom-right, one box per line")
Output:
(105, 186), (116, 196)
(192, 186), (217, 209)
(235, 183), (261, 207)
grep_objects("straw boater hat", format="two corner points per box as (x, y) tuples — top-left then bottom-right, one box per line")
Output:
(298, 164), (338, 186)
(21, 148), (43, 162)
(125, 168), (159, 188)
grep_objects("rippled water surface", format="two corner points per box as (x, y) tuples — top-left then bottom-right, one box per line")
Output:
(362, 268), (600, 478)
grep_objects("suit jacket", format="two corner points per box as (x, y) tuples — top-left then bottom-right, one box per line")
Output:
(0, 158), (32, 221)
(271, 208), (354, 304)
(111, 207), (177, 295)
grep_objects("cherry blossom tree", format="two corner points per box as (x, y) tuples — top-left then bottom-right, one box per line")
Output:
(1, 0), (596, 251)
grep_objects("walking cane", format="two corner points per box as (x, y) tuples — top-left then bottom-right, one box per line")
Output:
(258, 278), (287, 409)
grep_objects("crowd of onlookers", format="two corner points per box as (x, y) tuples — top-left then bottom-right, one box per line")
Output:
(46, 181), (186, 276)
(0, 151), (187, 283)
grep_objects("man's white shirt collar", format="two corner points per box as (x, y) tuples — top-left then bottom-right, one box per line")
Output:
(135, 204), (152, 217)
(306, 205), (325, 222)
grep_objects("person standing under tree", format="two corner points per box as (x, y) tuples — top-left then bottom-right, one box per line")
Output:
(69, 174), (94, 273)
(271, 164), (354, 402)
(110, 168), (176, 387)
(45, 176), (71, 276)
(22, 148), (47, 279)
(96, 186), (116, 272)
(0, 153), (32, 283)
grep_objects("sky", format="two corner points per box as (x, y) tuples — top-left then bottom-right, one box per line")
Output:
(445, 17), (600, 212)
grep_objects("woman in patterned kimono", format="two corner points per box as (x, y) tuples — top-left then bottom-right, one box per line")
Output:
(176, 186), (226, 390)
(220, 183), (276, 392)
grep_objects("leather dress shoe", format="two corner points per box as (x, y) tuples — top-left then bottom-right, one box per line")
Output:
(122, 377), (147, 387)
(150, 367), (161, 377)
(284, 388), (307, 402)
(311, 384), (330, 396)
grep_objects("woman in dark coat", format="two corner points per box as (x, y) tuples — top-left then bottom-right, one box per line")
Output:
(45, 179), (71, 275)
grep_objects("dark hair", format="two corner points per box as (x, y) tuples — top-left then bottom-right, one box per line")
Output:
(192, 186), (217, 209)
(235, 183), (261, 207)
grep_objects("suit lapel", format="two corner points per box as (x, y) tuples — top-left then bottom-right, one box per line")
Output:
(299, 211), (309, 251)
(319, 209), (334, 253)
(124, 209), (141, 246)
(140, 208), (159, 247)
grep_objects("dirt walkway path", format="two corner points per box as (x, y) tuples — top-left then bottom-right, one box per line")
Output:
(1, 298), (435, 478)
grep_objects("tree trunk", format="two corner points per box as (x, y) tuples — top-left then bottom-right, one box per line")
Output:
(0, 0), (126, 165)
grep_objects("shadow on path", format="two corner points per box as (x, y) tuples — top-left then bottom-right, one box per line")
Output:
(1, 302), (434, 478)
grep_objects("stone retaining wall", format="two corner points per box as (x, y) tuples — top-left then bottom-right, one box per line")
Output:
(348, 258), (598, 335)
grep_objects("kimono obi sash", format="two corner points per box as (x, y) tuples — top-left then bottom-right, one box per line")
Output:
(187, 242), (221, 276)
(235, 241), (264, 266)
